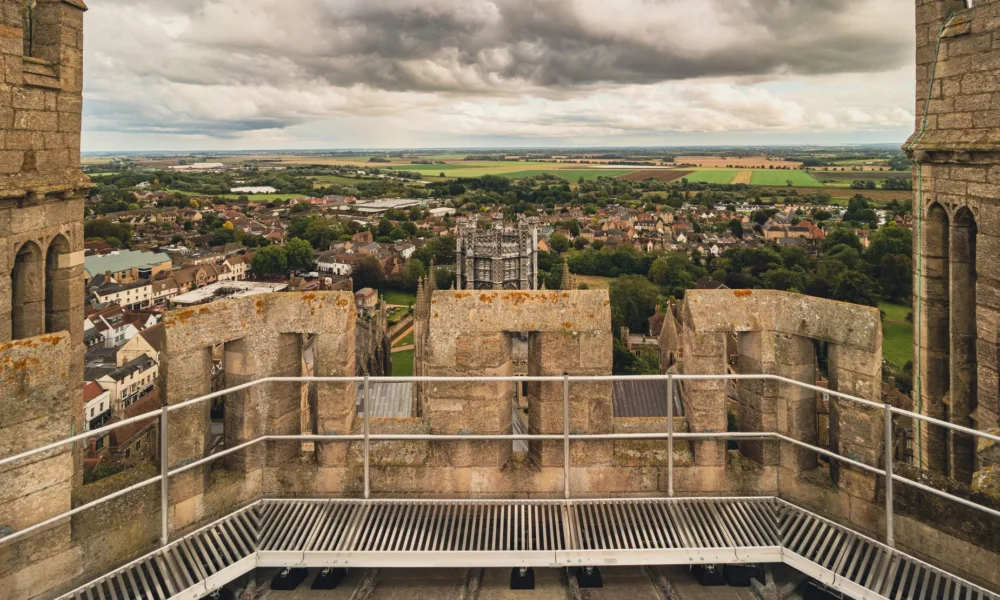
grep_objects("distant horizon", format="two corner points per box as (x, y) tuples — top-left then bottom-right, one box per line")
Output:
(81, 142), (907, 156)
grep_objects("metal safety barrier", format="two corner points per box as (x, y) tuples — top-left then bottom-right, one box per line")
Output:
(1, 374), (999, 599)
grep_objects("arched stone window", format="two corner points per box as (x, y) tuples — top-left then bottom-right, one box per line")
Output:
(11, 240), (44, 340)
(45, 233), (72, 334)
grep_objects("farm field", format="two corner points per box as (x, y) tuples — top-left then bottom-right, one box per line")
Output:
(880, 302), (913, 367)
(621, 170), (693, 182)
(750, 170), (823, 187)
(499, 168), (633, 181)
(683, 169), (741, 184)
(810, 171), (911, 180)
(672, 155), (802, 168)
(756, 186), (912, 204)
(731, 171), (752, 185)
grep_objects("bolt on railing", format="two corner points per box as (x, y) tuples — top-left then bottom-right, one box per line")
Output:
(3, 374), (1000, 552)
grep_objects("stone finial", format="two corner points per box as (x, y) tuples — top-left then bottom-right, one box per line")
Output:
(540, 280), (546, 290)
(427, 259), (437, 292)
(561, 260), (574, 290)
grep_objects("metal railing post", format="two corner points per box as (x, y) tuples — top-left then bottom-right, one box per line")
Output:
(884, 399), (895, 548)
(363, 375), (370, 499)
(159, 410), (169, 546)
(563, 374), (570, 500)
(667, 374), (674, 497)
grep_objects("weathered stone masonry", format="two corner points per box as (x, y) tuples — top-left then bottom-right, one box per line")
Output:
(907, 0), (1000, 483)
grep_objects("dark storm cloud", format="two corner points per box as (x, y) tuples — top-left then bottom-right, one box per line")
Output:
(82, 0), (915, 144)
(287, 0), (912, 92)
(97, 0), (912, 94)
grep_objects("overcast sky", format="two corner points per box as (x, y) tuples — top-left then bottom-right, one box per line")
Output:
(81, 0), (917, 152)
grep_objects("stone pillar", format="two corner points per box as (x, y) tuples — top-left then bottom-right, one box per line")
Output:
(161, 346), (212, 531)
(736, 331), (778, 466)
(259, 333), (305, 468)
(0, 333), (80, 600)
(828, 344), (883, 502)
(918, 203), (951, 473)
(776, 335), (818, 473)
(314, 330), (356, 468)
(44, 240), (82, 338)
(950, 211), (977, 482)
(682, 326), (729, 467)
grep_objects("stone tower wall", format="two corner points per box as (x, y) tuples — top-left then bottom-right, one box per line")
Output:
(907, 0), (1000, 482)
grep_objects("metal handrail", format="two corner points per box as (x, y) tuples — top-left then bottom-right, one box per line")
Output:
(2, 373), (999, 555)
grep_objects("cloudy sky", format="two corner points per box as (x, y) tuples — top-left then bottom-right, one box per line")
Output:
(81, 0), (917, 151)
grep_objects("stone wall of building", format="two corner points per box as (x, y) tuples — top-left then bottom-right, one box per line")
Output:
(0, 0), (91, 484)
(907, 0), (1000, 487)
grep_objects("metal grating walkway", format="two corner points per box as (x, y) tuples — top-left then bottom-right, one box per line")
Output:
(60, 497), (998, 600)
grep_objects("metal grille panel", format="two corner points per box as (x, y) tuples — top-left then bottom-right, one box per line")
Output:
(65, 506), (259, 600)
(59, 498), (998, 600)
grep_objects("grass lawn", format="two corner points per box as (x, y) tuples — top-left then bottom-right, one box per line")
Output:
(684, 169), (740, 184)
(880, 302), (913, 367)
(391, 349), (414, 377)
(393, 330), (414, 347)
(381, 289), (416, 306)
(750, 170), (823, 187)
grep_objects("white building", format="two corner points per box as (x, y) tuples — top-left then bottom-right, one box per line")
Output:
(316, 252), (356, 276)
(84, 381), (112, 431)
(90, 279), (154, 310)
(230, 186), (277, 194)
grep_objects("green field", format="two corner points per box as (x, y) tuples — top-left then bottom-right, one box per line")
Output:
(311, 174), (367, 186)
(381, 289), (416, 306)
(880, 302), (913, 367)
(750, 170), (823, 187)
(500, 169), (633, 181)
(391, 349), (414, 376)
(684, 169), (740, 184)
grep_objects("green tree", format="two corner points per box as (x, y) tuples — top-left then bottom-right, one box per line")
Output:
(285, 237), (315, 271)
(549, 233), (571, 253)
(832, 270), (881, 307)
(868, 224), (912, 266)
(728, 219), (744, 239)
(879, 254), (913, 303)
(251, 245), (288, 276)
(104, 236), (122, 248)
(353, 254), (385, 291)
(761, 268), (807, 292)
(403, 258), (426, 292)
(610, 275), (660, 335)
